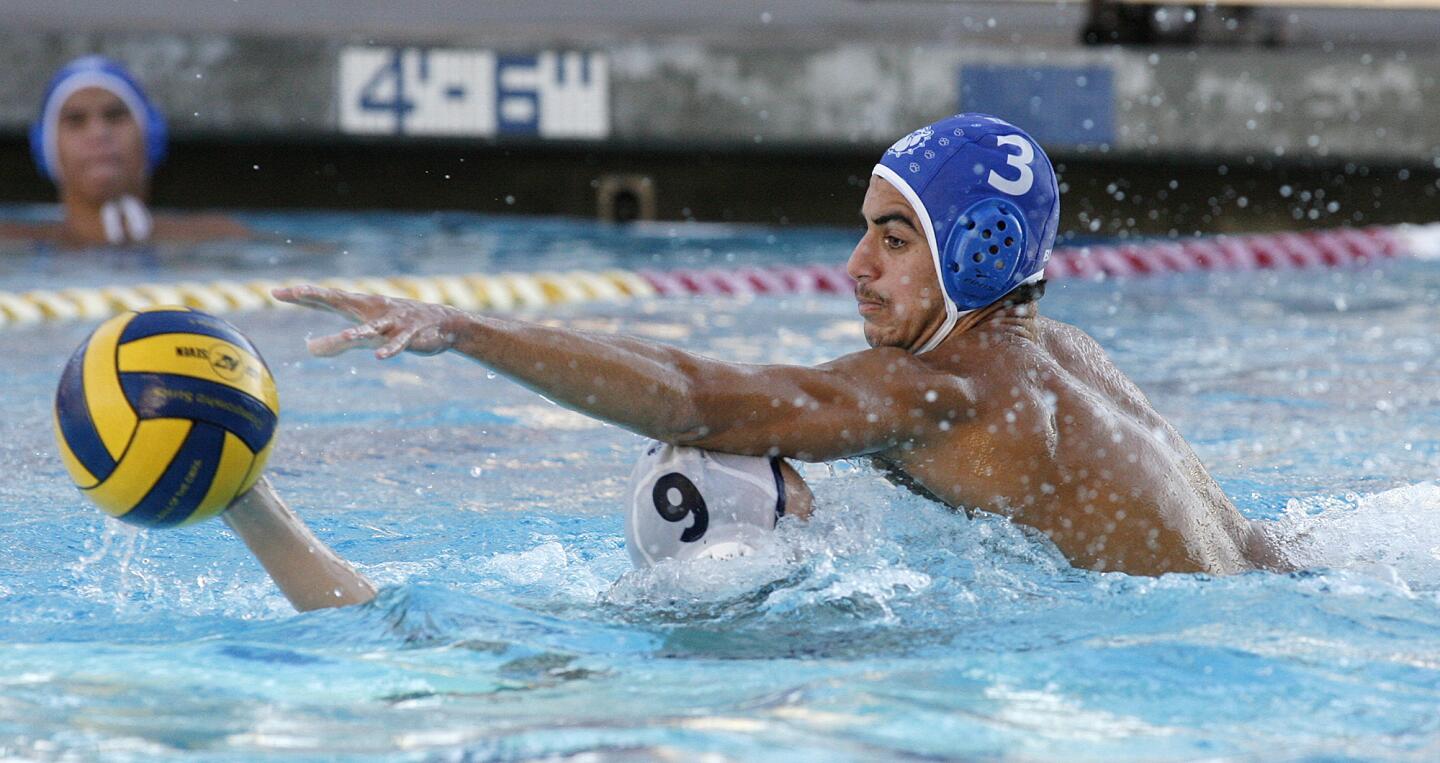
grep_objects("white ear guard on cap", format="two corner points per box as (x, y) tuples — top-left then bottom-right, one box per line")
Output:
(625, 442), (787, 568)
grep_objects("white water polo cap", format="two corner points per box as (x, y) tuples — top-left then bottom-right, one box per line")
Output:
(873, 113), (1059, 354)
(625, 442), (788, 568)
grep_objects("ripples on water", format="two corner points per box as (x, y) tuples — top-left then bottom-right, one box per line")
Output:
(1, 216), (1439, 760)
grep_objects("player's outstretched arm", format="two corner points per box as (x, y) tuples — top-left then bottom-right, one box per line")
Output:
(224, 476), (377, 611)
(272, 286), (964, 461)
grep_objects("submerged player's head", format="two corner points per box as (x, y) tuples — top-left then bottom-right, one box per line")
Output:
(31, 56), (168, 204)
(849, 113), (1059, 354)
(625, 442), (812, 568)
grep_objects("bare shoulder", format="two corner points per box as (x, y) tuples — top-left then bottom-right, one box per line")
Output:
(0, 221), (63, 245)
(683, 346), (972, 461)
(1035, 315), (1107, 356)
(814, 347), (978, 441)
(819, 346), (973, 400)
(1035, 315), (1158, 412)
(152, 213), (250, 242)
(819, 345), (922, 375)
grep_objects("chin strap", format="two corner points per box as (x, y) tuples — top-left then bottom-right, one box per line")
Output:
(99, 195), (152, 245)
(914, 303), (968, 356)
(914, 270), (1046, 356)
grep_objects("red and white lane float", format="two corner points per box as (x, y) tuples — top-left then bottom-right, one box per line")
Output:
(1043, 226), (1410, 280)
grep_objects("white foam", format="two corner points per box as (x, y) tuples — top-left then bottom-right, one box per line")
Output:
(477, 540), (614, 603)
(1269, 481), (1440, 591)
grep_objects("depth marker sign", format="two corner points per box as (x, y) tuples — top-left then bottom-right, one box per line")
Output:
(339, 47), (609, 139)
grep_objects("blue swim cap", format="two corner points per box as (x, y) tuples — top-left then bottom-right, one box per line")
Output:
(873, 113), (1059, 354)
(30, 56), (168, 184)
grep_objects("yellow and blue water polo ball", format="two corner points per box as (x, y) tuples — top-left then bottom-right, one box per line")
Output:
(53, 307), (280, 528)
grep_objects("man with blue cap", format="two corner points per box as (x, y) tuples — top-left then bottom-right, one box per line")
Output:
(269, 112), (1286, 577)
(8, 56), (244, 246)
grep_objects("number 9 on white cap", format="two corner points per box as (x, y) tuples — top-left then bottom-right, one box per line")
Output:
(624, 442), (789, 568)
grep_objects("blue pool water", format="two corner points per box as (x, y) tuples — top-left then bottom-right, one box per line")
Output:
(2, 210), (1439, 761)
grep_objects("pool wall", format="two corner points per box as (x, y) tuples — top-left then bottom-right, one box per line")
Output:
(2, 10), (1439, 230)
(4, 22), (1439, 162)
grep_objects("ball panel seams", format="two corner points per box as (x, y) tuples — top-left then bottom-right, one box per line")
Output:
(82, 418), (193, 518)
(118, 372), (276, 453)
(54, 335), (114, 484)
(120, 421), (226, 528)
(82, 313), (139, 461)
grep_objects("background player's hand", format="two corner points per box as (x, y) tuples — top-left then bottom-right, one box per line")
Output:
(272, 285), (459, 359)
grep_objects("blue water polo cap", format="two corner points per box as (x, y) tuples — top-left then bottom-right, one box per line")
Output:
(873, 113), (1059, 354)
(30, 56), (169, 184)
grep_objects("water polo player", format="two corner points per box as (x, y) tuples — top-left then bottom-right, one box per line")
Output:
(219, 444), (813, 611)
(626, 442), (812, 567)
(3, 56), (246, 246)
(276, 112), (1287, 576)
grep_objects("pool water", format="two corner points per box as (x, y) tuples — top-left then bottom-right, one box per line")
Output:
(2, 210), (1439, 761)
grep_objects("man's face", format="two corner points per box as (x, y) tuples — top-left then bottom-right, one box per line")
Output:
(54, 87), (146, 203)
(846, 176), (946, 351)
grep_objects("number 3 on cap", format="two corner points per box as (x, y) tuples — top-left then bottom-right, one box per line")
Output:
(987, 135), (1035, 196)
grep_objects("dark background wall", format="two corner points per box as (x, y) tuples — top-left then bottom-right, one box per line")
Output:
(3, 134), (1432, 239)
(5, 2), (1438, 238)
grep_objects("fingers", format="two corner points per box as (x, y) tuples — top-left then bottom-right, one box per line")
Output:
(307, 318), (395, 357)
(341, 317), (393, 341)
(273, 284), (393, 357)
(307, 332), (366, 358)
(271, 284), (336, 309)
(376, 325), (421, 360)
(272, 285), (374, 318)
(273, 285), (448, 360)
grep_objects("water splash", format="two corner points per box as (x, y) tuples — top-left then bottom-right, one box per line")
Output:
(1270, 480), (1440, 593)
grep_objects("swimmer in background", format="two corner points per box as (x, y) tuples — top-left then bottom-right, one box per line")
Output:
(274, 112), (1289, 577)
(223, 445), (814, 611)
(0, 56), (246, 247)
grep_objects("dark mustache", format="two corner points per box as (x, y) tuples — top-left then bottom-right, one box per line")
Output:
(854, 286), (886, 304)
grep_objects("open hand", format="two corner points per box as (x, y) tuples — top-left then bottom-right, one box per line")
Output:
(272, 285), (460, 359)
